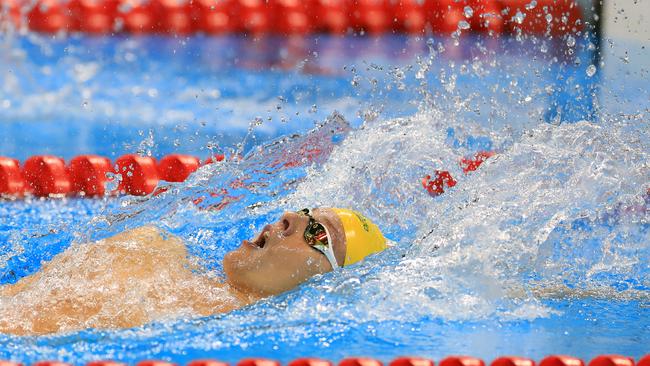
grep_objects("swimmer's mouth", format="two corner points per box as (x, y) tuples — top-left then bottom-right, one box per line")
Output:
(248, 228), (270, 249)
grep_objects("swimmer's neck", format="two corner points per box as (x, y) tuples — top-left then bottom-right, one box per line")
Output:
(224, 279), (267, 304)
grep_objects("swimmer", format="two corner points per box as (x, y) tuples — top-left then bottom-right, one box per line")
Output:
(0, 208), (387, 336)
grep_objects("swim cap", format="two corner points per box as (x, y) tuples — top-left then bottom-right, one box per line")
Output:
(331, 208), (388, 266)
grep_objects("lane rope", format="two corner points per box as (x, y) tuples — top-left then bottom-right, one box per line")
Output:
(1, 354), (645, 366)
(1, 151), (493, 199)
(0, 153), (224, 198)
(1, 0), (583, 35)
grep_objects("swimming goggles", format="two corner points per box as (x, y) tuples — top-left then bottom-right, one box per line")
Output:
(297, 208), (340, 270)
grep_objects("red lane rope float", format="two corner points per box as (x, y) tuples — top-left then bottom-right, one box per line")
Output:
(422, 170), (457, 197)
(23, 155), (72, 197)
(32, 362), (73, 366)
(70, 0), (119, 33)
(392, 0), (427, 35)
(315, 0), (349, 34)
(439, 357), (485, 366)
(459, 150), (495, 173)
(588, 356), (635, 366)
(390, 358), (434, 366)
(0, 356), (645, 366)
(237, 359), (281, 366)
(69, 155), (114, 197)
(237, 0), (274, 34)
(289, 359), (333, 366)
(2, 0), (23, 30)
(157, 154), (200, 182)
(0, 361), (23, 366)
(115, 154), (160, 196)
(339, 359), (383, 366)
(274, 0), (312, 35)
(468, 0), (505, 33)
(0, 153), (225, 199)
(0, 157), (26, 197)
(492, 358), (535, 366)
(500, 0), (583, 35)
(137, 361), (178, 366)
(86, 361), (127, 366)
(13, 0), (584, 35)
(192, 0), (238, 33)
(422, 150), (495, 197)
(352, 0), (391, 35)
(428, 0), (465, 34)
(187, 360), (230, 366)
(26, 0), (74, 33)
(158, 0), (194, 34)
(539, 356), (584, 366)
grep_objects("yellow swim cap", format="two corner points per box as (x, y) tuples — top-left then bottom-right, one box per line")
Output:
(331, 208), (388, 266)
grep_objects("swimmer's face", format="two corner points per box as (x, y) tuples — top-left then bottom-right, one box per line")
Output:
(223, 208), (346, 296)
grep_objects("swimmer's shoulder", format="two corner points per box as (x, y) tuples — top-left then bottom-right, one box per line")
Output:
(104, 225), (181, 246)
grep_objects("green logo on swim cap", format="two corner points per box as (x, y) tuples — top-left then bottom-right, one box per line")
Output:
(354, 212), (370, 232)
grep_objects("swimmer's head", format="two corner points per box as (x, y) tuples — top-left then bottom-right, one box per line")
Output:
(223, 208), (387, 296)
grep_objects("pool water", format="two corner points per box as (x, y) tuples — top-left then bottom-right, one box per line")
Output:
(0, 31), (648, 363)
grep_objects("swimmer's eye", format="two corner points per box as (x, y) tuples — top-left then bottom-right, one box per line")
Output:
(297, 208), (330, 248)
(297, 208), (339, 269)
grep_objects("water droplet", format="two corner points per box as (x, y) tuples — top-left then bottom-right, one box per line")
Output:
(104, 172), (120, 192)
(513, 10), (525, 24)
(540, 42), (548, 53)
(464, 6), (473, 18)
(525, 0), (537, 10)
(566, 35), (576, 47)
(545, 13), (553, 23)
(585, 64), (597, 77)
(458, 20), (471, 30)
(351, 76), (361, 87)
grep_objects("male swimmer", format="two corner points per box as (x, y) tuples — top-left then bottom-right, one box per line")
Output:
(0, 208), (387, 336)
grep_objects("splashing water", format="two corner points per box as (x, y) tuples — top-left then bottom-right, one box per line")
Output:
(0, 25), (648, 364)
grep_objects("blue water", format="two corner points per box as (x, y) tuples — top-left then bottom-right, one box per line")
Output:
(0, 31), (648, 364)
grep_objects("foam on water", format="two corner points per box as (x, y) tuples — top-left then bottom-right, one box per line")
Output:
(277, 109), (648, 322)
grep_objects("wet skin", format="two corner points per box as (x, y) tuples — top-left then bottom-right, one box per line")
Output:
(0, 208), (346, 335)
(223, 208), (348, 296)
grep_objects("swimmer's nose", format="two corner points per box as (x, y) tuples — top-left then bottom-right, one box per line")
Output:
(279, 211), (303, 236)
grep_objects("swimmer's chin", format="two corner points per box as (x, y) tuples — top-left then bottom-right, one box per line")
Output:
(223, 251), (263, 296)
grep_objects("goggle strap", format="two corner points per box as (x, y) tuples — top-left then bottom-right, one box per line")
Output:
(314, 224), (339, 270)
